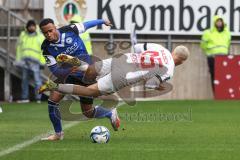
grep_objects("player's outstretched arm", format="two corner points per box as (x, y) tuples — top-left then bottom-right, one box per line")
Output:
(73, 19), (112, 34)
(64, 83), (101, 97)
(83, 19), (112, 30)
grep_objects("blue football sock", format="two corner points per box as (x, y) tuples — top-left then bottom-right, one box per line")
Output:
(94, 106), (112, 119)
(48, 100), (62, 133)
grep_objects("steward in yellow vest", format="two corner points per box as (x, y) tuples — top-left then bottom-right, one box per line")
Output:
(201, 15), (231, 56)
(200, 15), (231, 92)
(16, 22), (45, 65)
(16, 20), (45, 103)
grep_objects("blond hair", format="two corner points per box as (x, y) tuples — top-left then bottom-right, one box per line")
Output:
(173, 45), (190, 60)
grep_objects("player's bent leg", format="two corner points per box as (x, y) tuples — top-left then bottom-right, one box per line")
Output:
(56, 54), (81, 66)
(93, 105), (120, 131)
(41, 91), (64, 141)
(39, 80), (101, 97)
(83, 65), (98, 80)
(80, 97), (120, 131)
(79, 96), (111, 119)
(56, 54), (114, 79)
(38, 79), (58, 93)
(81, 103), (95, 118)
(110, 108), (120, 131)
(56, 54), (91, 72)
(39, 79), (95, 96)
(56, 83), (101, 97)
(79, 96), (95, 118)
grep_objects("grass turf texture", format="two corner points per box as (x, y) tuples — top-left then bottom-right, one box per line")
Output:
(0, 100), (240, 160)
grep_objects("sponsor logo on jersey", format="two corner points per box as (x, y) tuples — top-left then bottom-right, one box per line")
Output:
(65, 42), (79, 55)
(66, 37), (73, 44)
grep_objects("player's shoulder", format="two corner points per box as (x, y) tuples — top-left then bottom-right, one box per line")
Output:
(59, 24), (79, 35)
(41, 39), (51, 55)
(41, 39), (49, 49)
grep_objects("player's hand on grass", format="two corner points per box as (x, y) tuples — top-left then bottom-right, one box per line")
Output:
(104, 19), (113, 27)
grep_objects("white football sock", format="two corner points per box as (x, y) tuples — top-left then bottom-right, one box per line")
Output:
(58, 84), (74, 94)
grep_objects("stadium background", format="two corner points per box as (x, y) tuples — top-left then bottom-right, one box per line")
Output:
(1, 1), (240, 160)
(1, 0), (240, 101)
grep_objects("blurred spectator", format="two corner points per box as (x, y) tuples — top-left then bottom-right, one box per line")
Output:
(200, 15), (231, 91)
(69, 15), (93, 55)
(15, 20), (46, 103)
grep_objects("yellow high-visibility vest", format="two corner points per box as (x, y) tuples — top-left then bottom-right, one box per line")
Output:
(16, 29), (46, 65)
(201, 15), (231, 56)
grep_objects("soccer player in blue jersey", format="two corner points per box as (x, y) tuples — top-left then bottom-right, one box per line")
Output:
(39, 18), (120, 141)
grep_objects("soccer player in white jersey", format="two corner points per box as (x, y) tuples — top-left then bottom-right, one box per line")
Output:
(39, 43), (190, 97)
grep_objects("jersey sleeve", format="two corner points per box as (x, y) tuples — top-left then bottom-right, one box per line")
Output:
(69, 19), (106, 34)
(83, 19), (105, 30)
(44, 55), (72, 78)
(66, 19), (105, 35)
(41, 40), (51, 55)
(70, 23), (85, 34)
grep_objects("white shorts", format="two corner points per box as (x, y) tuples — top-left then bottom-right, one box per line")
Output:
(97, 73), (115, 94)
(97, 69), (152, 95)
(95, 58), (112, 77)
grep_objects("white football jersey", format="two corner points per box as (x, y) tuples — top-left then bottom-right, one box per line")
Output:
(130, 43), (175, 82)
(97, 43), (175, 94)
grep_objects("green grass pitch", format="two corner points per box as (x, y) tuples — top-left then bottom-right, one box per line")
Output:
(0, 100), (240, 160)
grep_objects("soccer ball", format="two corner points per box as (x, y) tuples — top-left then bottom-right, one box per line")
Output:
(90, 126), (110, 143)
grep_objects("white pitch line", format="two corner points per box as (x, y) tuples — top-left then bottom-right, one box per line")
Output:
(0, 102), (125, 158)
(0, 121), (79, 158)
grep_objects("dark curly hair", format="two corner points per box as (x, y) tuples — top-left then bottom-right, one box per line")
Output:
(39, 18), (54, 28)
